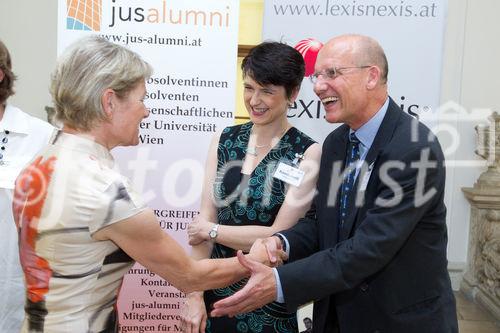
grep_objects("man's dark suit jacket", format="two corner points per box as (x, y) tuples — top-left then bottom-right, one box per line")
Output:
(278, 98), (458, 333)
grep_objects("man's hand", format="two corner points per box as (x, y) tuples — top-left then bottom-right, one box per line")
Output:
(187, 215), (214, 245)
(180, 292), (207, 333)
(211, 250), (277, 317)
(248, 237), (287, 267)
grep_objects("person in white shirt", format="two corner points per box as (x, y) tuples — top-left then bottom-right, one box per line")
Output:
(0, 40), (54, 332)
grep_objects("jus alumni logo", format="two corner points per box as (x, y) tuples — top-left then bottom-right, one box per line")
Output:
(294, 38), (323, 77)
(66, 0), (102, 31)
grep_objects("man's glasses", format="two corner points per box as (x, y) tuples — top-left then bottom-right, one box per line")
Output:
(309, 66), (372, 84)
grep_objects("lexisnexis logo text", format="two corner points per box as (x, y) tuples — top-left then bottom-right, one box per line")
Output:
(273, 0), (439, 18)
(66, 0), (102, 31)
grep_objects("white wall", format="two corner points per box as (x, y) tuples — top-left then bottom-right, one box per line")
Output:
(0, 0), (57, 121)
(439, 0), (500, 288)
(1, 0), (499, 287)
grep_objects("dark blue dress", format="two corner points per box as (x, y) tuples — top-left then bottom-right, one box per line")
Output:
(204, 122), (316, 333)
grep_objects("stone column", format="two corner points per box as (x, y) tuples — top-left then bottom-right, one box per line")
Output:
(462, 112), (500, 321)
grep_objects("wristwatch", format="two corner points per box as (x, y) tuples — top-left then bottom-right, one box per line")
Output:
(208, 224), (220, 240)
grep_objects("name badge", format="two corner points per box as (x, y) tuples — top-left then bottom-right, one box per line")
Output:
(273, 162), (305, 187)
(359, 162), (374, 191)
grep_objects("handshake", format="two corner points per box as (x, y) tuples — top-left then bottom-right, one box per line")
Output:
(249, 236), (289, 268)
(187, 215), (288, 270)
(180, 216), (289, 332)
(210, 236), (288, 315)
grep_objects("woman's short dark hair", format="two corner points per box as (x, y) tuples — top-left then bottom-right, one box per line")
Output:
(0, 40), (17, 104)
(241, 41), (305, 98)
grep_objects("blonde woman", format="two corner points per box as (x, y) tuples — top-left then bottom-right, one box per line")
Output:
(13, 36), (276, 333)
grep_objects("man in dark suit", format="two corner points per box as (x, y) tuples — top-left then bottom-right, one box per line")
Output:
(211, 34), (458, 333)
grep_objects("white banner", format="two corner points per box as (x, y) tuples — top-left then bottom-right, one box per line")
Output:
(263, 0), (448, 142)
(58, 0), (239, 331)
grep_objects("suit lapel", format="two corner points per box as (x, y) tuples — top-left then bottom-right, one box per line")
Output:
(339, 98), (403, 241)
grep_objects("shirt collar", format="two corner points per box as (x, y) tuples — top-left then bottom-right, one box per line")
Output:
(0, 104), (30, 134)
(350, 97), (389, 149)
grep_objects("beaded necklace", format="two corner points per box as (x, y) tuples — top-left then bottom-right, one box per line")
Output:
(246, 124), (288, 156)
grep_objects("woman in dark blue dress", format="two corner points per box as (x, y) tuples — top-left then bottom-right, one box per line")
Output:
(182, 42), (321, 333)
